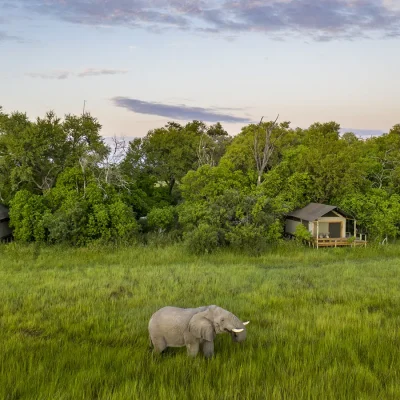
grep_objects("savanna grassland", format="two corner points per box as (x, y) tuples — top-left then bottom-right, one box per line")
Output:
(1, 243), (400, 400)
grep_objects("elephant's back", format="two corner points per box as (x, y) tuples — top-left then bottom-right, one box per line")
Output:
(148, 306), (207, 329)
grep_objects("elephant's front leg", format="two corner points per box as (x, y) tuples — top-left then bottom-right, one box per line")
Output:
(186, 342), (200, 357)
(202, 341), (214, 358)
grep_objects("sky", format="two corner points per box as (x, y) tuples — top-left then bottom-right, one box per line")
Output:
(1, 0), (399, 139)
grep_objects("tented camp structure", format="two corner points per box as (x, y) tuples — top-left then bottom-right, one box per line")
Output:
(285, 203), (367, 248)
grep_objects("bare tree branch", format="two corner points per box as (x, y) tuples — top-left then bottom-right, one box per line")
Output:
(253, 114), (280, 186)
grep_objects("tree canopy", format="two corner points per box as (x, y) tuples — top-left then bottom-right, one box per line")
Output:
(1, 105), (399, 250)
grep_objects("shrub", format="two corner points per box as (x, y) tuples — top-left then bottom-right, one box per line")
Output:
(225, 224), (267, 255)
(9, 190), (49, 242)
(44, 202), (87, 245)
(147, 206), (176, 232)
(184, 223), (220, 254)
(294, 224), (312, 243)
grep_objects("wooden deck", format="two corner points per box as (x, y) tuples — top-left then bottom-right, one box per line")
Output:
(311, 237), (367, 248)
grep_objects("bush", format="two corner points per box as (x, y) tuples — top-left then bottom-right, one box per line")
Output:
(147, 206), (176, 232)
(225, 224), (267, 255)
(266, 220), (284, 242)
(44, 202), (87, 245)
(184, 223), (220, 254)
(9, 190), (49, 242)
(294, 224), (312, 243)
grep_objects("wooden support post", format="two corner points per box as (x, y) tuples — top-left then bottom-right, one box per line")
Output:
(316, 220), (319, 249)
(354, 220), (357, 238)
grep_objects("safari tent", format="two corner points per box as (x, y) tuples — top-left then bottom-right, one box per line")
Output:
(285, 203), (367, 247)
(0, 204), (12, 241)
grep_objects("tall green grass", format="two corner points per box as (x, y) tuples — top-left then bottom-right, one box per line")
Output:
(0, 243), (399, 399)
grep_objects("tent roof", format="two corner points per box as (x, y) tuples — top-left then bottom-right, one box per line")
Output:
(0, 204), (9, 221)
(287, 203), (351, 221)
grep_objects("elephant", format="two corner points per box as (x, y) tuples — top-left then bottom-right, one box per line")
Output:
(148, 305), (249, 358)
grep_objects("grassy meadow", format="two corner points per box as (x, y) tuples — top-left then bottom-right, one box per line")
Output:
(0, 242), (400, 399)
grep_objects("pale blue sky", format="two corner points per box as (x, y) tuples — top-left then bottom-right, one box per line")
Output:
(1, 0), (399, 138)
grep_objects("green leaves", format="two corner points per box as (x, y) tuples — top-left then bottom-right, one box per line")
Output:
(340, 189), (400, 241)
(147, 206), (177, 233)
(122, 120), (231, 200)
(179, 161), (285, 253)
(0, 110), (108, 200)
(2, 104), (400, 246)
(9, 190), (49, 242)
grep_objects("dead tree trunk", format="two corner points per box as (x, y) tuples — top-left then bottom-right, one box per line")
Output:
(253, 114), (280, 186)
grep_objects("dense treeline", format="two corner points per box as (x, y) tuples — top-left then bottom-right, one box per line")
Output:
(1, 106), (399, 251)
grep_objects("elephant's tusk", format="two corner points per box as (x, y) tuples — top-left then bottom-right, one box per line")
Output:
(243, 321), (250, 326)
(232, 328), (244, 333)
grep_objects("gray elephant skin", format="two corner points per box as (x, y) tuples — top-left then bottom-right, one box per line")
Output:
(148, 305), (249, 357)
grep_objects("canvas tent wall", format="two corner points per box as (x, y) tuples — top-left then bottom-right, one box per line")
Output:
(0, 204), (12, 240)
(285, 203), (352, 239)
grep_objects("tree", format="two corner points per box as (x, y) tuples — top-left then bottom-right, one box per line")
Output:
(0, 109), (109, 202)
(197, 122), (232, 167)
(221, 119), (294, 183)
(253, 115), (280, 185)
(340, 189), (400, 242)
(9, 166), (139, 245)
(364, 126), (400, 193)
(179, 161), (284, 253)
(121, 120), (231, 203)
(265, 122), (371, 204)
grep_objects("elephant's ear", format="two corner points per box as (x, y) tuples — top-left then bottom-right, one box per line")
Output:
(189, 310), (215, 342)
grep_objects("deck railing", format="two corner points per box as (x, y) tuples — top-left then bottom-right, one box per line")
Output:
(311, 237), (367, 248)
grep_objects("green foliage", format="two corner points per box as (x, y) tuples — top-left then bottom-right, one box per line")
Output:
(266, 219), (284, 242)
(221, 120), (293, 182)
(147, 206), (177, 232)
(181, 161), (251, 203)
(294, 223), (313, 242)
(108, 200), (138, 241)
(259, 168), (312, 212)
(44, 199), (87, 244)
(180, 162), (285, 252)
(2, 105), (400, 244)
(121, 120), (231, 201)
(0, 110), (108, 201)
(45, 172), (138, 245)
(183, 223), (220, 254)
(9, 190), (49, 242)
(9, 168), (138, 245)
(225, 224), (268, 254)
(340, 189), (400, 241)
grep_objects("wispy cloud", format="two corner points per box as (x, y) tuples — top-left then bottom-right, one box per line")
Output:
(26, 68), (128, 80)
(26, 71), (71, 80)
(77, 68), (129, 77)
(0, 30), (22, 43)
(10, 0), (400, 41)
(112, 97), (252, 123)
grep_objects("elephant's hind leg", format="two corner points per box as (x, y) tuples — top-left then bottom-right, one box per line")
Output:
(151, 336), (167, 353)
